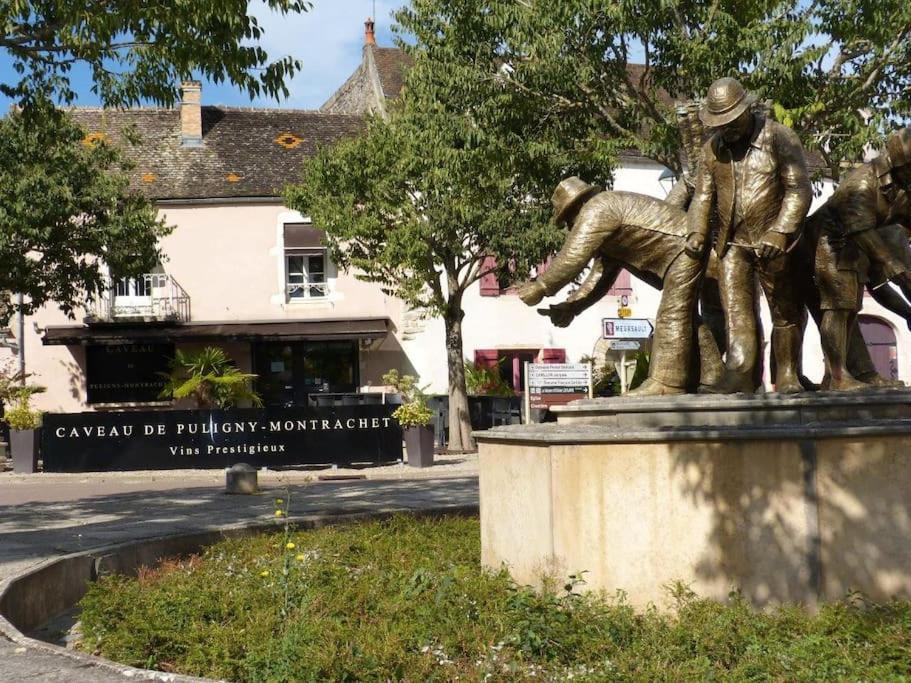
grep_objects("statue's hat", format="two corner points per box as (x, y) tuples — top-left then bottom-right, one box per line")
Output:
(551, 176), (601, 224)
(699, 77), (756, 127)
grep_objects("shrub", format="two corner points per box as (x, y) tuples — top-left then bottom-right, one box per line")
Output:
(383, 369), (433, 427)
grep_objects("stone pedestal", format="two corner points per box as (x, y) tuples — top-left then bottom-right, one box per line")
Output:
(225, 463), (258, 494)
(475, 391), (911, 609)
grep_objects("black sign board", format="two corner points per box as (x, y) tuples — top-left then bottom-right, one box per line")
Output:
(86, 343), (174, 404)
(42, 405), (403, 472)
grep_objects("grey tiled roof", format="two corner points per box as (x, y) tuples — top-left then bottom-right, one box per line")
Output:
(373, 47), (412, 99)
(70, 107), (364, 200)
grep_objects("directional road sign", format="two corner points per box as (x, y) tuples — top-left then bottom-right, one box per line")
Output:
(602, 318), (654, 340)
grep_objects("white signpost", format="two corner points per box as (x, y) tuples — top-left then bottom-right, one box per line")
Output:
(602, 318), (655, 394)
(524, 362), (592, 422)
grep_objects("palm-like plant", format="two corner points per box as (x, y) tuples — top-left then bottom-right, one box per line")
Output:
(160, 347), (262, 409)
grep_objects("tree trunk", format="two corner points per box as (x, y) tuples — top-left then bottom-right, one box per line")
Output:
(444, 303), (474, 453)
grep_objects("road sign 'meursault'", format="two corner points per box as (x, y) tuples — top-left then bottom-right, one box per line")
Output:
(602, 318), (654, 340)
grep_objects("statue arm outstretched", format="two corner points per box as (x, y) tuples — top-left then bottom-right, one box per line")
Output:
(563, 257), (623, 313)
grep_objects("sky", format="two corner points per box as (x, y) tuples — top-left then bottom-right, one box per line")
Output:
(0, 0), (406, 111)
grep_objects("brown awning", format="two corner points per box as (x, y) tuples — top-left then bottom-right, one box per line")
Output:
(43, 318), (390, 346)
(283, 223), (324, 250)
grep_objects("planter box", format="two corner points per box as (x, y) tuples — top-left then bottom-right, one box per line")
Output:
(10, 428), (38, 473)
(404, 425), (434, 468)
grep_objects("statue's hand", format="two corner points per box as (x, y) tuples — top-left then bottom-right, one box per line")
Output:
(685, 233), (706, 258)
(541, 302), (576, 328)
(517, 280), (546, 306)
(758, 231), (788, 259)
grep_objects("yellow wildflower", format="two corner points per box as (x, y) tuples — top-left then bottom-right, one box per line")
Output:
(260, 570), (270, 577)
(296, 554), (306, 561)
(275, 510), (284, 517)
(286, 542), (296, 550)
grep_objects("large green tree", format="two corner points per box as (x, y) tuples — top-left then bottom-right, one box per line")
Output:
(398, 0), (911, 181)
(284, 49), (594, 450)
(0, 102), (169, 323)
(0, 0), (310, 106)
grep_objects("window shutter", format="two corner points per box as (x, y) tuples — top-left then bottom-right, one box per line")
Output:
(479, 256), (500, 297)
(607, 269), (633, 296)
(474, 349), (500, 368)
(539, 348), (566, 363)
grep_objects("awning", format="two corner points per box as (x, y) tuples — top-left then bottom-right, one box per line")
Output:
(283, 223), (324, 250)
(43, 318), (391, 346)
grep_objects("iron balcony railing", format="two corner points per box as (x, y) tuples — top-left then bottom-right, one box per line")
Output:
(86, 274), (191, 323)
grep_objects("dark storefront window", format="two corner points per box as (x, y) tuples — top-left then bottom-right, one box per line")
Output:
(253, 341), (358, 406)
(86, 343), (174, 404)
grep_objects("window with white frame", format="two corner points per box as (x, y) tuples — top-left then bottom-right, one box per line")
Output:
(286, 250), (327, 300)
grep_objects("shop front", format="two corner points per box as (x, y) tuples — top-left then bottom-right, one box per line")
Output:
(42, 318), (390, 410)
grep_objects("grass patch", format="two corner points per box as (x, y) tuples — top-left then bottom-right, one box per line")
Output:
(78, 514), (911, 681)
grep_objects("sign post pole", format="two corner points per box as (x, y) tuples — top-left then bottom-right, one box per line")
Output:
(620, 351), (628, 394)
(523, 361), (531, 424)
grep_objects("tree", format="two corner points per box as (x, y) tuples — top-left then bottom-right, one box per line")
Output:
(397, 0), (911, 181)
(0, 0), (311, 107)
(287, 12), (616, 449)
(0, 101), (169, 323)
(160, 347), (262, 409)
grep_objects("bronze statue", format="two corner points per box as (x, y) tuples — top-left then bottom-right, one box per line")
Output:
(802, 128), (911, 389)
(517, 178), (717, 395)
(686, 77), (812, 394)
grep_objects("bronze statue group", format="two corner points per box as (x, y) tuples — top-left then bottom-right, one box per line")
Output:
(518, 77), (911, 396)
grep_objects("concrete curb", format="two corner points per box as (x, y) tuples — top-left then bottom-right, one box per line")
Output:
(0, 503), (478, 682)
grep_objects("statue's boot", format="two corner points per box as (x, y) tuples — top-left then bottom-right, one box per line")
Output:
(857, 372), (905, 389)
(628, 378), (686, 397)
(699, 370), (756, 394)
(827, 373), (874, 392)
(772, 324), (804, 394)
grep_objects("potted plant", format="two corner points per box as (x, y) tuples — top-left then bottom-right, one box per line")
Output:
(383, 369), (435, 468)
(0, 364), (45, 473)
(159, 347), (263, 408)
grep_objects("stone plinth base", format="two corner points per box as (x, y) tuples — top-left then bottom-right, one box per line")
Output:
(476, 416), (911, 609)
(552, 389), (911, 428)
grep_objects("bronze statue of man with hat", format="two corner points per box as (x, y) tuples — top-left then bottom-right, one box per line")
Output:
(686, 76), (812, 393)
(517, 177), (714, 395)
(801, 126), (911, 390)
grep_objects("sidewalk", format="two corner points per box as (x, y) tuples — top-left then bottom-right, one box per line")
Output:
(0, 467), (479, 681)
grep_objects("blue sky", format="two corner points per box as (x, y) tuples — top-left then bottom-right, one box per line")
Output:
(0, 0), (405, 110)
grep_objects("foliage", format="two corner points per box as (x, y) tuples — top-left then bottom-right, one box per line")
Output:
(629, 350), (651, 392)
(396, 0), (911, 182)
(464, 359), (515, 397)
(285, 5), (580, 450)
(383, 369), (434, 428)
(0, 0), (311, 108)
(579, 354), (620, 397)
(159, 347), (262, 409)
(0, 360), (44, 430)
(3, 402), (41, 430)
(79, 515), (911, 682)
(0, 102), (169, 325)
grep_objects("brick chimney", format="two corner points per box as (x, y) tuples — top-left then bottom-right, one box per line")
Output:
(364, 17), (376, 46)
(180, 81), (202, 147)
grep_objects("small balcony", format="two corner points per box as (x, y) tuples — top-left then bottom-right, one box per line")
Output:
(86, 274), (191, 324)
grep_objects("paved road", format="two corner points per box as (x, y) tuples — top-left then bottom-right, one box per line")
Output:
(0, 475), (480, 681)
